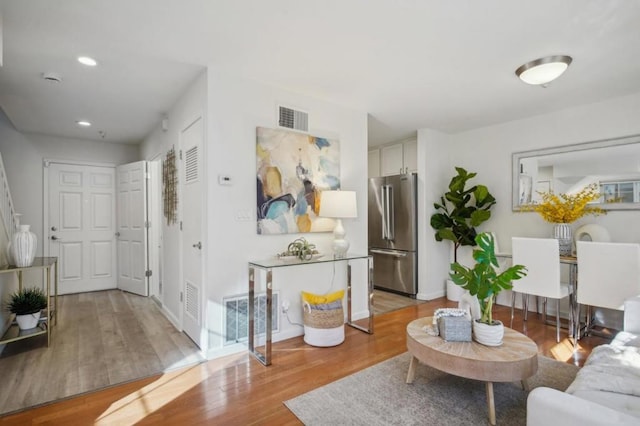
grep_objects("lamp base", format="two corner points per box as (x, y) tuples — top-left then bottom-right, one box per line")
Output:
(332, 239), (350, 259)
(332, 219), (349, 258)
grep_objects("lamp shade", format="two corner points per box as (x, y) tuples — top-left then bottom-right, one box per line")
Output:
(515, 55), (572, 86)
(319, 190), (357, 218)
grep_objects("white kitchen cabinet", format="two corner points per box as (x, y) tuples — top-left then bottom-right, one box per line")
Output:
(380, 138), (417, 176)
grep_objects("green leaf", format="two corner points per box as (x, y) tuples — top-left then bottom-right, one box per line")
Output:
(430, 213), (452, 230)
(470, 209), (491, 226)
(437, 229), (457, 242)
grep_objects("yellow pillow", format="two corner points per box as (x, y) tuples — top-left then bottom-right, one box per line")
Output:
(301, 289), (345, 305)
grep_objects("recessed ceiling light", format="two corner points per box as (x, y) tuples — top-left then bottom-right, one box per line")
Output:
(76, 120), (92, 127)
(77, 56), (98, 67)
(515, 55), (572, 86)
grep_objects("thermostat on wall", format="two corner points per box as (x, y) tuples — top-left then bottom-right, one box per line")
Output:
(218, 175), (232, 186)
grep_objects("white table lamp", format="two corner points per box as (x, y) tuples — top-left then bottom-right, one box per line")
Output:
(319, 190), (357, 258)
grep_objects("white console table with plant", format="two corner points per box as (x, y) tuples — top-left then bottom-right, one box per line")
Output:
(0, 257), (58, 348)
(248, 252), (373, 366)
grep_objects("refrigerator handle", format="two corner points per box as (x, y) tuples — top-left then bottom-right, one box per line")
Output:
(381, 186), (387, 240)
(386, 185), (394, 240)
(370, 248), (407, 257)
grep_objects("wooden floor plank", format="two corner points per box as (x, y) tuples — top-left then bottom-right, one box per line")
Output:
(0, 289), (203, 417)
(0, 296), (609, 425)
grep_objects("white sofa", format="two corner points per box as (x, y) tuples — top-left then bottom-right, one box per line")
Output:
(527, 296), (640, 426)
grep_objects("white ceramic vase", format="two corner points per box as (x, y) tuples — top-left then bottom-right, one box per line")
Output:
(16, 311), (41, 330)
(11, 224), (37, 267)
(553, 223), (572, 256)
(472, 320), (504, 346)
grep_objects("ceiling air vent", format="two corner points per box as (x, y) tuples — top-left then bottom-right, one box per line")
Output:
(278, 105), (309, 133)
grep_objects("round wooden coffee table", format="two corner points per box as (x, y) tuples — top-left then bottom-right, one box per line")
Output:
(406, 316), (538, 425)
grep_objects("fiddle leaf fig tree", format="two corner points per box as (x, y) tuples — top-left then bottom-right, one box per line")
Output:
(430, 167), (496, 262)
(449, 233), (527, 324)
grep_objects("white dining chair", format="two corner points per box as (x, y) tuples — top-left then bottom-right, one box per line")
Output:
(511, 237), (574, 342)
(576, 241), (640, 335)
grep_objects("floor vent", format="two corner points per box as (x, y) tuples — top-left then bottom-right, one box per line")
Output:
(224, 292), (279, 344)
(278, 105), (309, 132)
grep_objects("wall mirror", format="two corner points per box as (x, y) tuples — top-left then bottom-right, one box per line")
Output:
(512, 134), (640, 211)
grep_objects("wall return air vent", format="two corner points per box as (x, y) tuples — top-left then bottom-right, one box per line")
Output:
(278, 105), (309, 133)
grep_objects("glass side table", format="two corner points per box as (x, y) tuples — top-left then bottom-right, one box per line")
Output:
(248, 253), (373, 366)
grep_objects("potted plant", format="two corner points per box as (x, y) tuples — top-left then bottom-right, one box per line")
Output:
(7, 287), (47, 330)
(449, 233), (527, 346)
(521, 183), (605, 256)
(430, 167), (496, 300)
(277, 237), (320, 261)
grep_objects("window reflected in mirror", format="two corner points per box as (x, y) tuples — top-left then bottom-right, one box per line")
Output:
(512, 134), (640, 210)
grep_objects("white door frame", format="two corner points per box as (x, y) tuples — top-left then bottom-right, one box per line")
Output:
(147, 154), (163, 304)
(43, 158), (116, 259)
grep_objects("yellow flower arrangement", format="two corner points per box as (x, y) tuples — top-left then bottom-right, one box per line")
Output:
(523, 183), (606, 223)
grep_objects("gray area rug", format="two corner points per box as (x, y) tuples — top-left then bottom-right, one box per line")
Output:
(285, 352), (578, 425)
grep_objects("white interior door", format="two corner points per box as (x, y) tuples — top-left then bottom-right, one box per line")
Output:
(47, 162), (117, 295)
(116, 161), (148, 296)
(181, 117), (204, 348)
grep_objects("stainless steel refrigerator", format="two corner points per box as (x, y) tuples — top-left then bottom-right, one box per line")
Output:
(368, 173), (418, 296)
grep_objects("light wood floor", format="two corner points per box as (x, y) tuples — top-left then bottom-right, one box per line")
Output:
(0, 297), (609, 425)
(372, 289), (426, 315)
(0, 290), (203, 416)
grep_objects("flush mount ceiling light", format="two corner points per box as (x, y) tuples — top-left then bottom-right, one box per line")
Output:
(76, 120), (92, 127)
(77, 56), (98, 66)
(515, 55), (572, 86)
(41, 72), (62, 83)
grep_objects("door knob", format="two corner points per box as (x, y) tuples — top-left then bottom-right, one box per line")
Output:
(51, 226), (57, 231)
(192, 242), (202, 250)
(51, 235), (59, 240)
(115, 232), (121, 237)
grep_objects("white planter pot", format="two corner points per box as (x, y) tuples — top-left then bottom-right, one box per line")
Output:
(472, 319), (504, 346)
(446, 279), (464, 302)
(16, 311), (41, 330)
(11, 224), (37, 267)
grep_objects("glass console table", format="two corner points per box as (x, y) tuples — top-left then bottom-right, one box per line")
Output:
(248, 253), (373, 366)
(0, 257), (58, 348)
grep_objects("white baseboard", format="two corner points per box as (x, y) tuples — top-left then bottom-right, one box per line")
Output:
(416, 289), (445, 301)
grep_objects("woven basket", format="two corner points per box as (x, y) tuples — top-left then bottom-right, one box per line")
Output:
(303, 306), (344, 329)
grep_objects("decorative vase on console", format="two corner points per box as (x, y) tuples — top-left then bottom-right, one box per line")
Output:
(521, 183), (605, 256)
(11, 224), (37, 267)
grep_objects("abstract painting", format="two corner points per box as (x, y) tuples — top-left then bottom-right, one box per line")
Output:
(256, 127), (340, 234)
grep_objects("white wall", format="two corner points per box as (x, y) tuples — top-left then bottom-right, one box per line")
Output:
(205, 69), (368, 357)
(140, 71), (207, 329)
(421, 91), (640, 303)
(416, 129), (453, 300)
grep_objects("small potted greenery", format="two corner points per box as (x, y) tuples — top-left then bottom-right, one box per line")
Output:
(430, 167), (496, 300)
(277, 237), (320, 261)
(7, 287), (47, 330)
(449, 233), (527, 346)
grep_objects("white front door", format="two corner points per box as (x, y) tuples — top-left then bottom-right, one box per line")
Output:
(181, 117), (205, 348)
(47, 162), (117, 295)
(116, 161), (148, 296)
